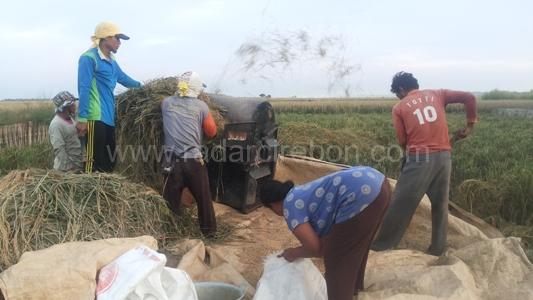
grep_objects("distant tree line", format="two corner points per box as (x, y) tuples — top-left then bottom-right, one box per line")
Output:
(482, 89), (533, 100)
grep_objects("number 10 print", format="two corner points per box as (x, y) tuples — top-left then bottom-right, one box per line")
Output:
(413, 106), (438, 125)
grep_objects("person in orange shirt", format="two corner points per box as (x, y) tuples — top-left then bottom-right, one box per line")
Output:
(372, 72), (477, 256)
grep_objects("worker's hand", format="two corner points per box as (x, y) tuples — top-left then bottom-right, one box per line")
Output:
(76, 122), (88, 137)
(453, 123), (474, 142)
(278, 247), (301, 262)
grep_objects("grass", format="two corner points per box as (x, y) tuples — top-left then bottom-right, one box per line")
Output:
(482, 89), (533, 100)
(270, 98), (533, 114)
(0, 142), (53, 176)
(448, 115), (533, 256)
(2, 98), (533, 125)
(0, 101), (54, 125)
(277, 112), (401, 178)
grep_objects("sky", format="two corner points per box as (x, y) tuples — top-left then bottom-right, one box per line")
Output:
(0, 0), (532, 99)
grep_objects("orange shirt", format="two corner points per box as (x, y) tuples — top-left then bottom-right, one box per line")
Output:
(202, 112), (217, 138)
(392, 89), (477, 154)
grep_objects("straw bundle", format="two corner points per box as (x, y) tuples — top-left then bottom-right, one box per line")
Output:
(115, 77), (224, 190)
(0, 169), (199, 271)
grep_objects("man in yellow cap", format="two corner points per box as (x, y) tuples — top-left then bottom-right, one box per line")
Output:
(77, 21), (141, 173)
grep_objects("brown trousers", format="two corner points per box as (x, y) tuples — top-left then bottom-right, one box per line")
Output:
(162, 158), (217, 235)
(323, 179), (391, 300)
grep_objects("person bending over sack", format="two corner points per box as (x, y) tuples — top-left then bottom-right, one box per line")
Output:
(260, 166), (392, 300)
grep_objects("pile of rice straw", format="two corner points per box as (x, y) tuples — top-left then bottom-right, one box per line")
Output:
(0, 169), (201, 271)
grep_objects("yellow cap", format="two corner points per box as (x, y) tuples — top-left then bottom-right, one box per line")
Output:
(91, 21), (130, 46)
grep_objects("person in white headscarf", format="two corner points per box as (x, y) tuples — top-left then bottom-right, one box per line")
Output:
(161, 71), (218, 236)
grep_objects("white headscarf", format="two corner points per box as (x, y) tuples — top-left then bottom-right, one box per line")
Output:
(177, 71), (205, 98)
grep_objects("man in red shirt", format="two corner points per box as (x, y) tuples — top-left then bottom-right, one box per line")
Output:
(372, 72), (477, 256)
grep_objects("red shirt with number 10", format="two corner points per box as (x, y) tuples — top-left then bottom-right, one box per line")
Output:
(392, 89), (478, 154)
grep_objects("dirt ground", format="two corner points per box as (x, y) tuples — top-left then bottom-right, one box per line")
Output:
(216, 204), (327, 285)
(165, 202), (316, 286)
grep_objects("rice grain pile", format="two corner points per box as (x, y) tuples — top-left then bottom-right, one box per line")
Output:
(0, 169), (202, 271)
(115, 77), (224, 191)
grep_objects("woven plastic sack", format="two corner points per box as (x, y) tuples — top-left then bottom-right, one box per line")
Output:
(253, 253), (327, 300)
(96, 246), (197, 300)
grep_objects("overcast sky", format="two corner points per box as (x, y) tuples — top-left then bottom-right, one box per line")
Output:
(1, 0), (532, 99)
